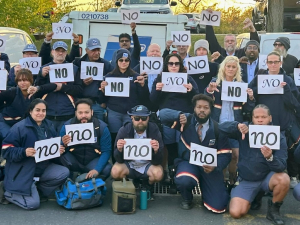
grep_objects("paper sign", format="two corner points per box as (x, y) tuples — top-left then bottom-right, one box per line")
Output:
(161, 72), (187, 93)
(294, 68), (300, 86)
(65, 123), (95, 146)
(0, 61), (4, 70)
(0, 36), (7, 52)
(124, 138), (152, 160)
(105, 77), (130, 97)
(0, 70), (7, 90)
(189, 142), (217, 167)
(171, 31), (191, 46)
(19, 57), (41, 74)
(259, 54), (283, 70)
(80, 61), (104, 80)
(249, 125), (280, 150)
(221, 81), (248, 102)
(200, 10), (221, 26)
(34, 137), (61, 163)
(121, 9), (140, 24)
(49, 63), (74, 83)
(140, 57), (163, 74)
(257, 74), (283, 94)
(186, 56), (210, 74)
(52, 23), (73, 39)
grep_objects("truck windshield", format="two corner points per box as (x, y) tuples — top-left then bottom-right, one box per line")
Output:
(123, 0), (168, 4)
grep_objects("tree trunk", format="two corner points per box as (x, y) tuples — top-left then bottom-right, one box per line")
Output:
(267, 0), (284, 32)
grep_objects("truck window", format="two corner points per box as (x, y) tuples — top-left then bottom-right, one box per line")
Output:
(261, 38), (300, 59)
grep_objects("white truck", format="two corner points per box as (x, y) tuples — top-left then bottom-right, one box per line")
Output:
(68, 11), (187, 61)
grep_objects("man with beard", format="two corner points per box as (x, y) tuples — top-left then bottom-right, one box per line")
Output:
(273, 37), (298, 77)
(159, 94), (231, 212)
(111, 105), (164, 195)
(111, 22), (141, 69)
(60, 99), (112, 180)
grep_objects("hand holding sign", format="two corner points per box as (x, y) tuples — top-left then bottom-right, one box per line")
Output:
(121, 10), (140, 24)
(189, 143), (217, 167)
(249, 125), (280, 150)
(105, 77), (130, 97)
(49, 63), (74, 83)
(124, 139), (152, 160)
(171, 31), (191, 46)
(65, 123), (95, 146)
(52, 23), (73, 39)
(200, 10), (221, 26)
(156, 82), (164, 91)
(26, 148), (36, 157)
(19, 57), (41, 74)
(257, 75), (284, 94)
(221, 81), (248, 103)
(80, 61), (104, 81)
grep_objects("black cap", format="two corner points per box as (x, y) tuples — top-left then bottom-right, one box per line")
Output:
(127, 105), (151, 116)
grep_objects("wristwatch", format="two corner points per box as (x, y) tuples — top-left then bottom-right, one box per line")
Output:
(266, 154), (273, 162)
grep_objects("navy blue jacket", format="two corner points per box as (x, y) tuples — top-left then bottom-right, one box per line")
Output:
(160, 108), (232, 172)
(0, 52), (10, 72)
(294, 144), (300, 164)
(114, 122), (164, 165)
(204, 78), (255, 123)
(2, 117), (57, 196)
(150, 74), (199, 113)
(240, 61), (259, 83)
(35, 61), (83, 116)
(219, 121), (287, 181)
(248, 68), (300, 131)
(73, 54), (113, 103)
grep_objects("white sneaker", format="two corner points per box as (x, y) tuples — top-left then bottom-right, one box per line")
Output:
(290, 177), (299, 189)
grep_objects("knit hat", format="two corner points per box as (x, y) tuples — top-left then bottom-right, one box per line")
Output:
(245, 40), (260, 52)
(194, 39), (209, 56)
(116, 48), (131, 62)
(274, 37), (290, 50)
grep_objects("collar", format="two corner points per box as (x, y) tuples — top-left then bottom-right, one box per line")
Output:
(248, 58), (258, 65)
(134, 129), (147, 138)
(196, 118), (210, 128)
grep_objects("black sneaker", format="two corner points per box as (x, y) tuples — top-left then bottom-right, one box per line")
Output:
(180, 200), (193, 210)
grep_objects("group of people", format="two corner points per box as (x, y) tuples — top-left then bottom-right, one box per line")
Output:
(0, 10), (300, 225)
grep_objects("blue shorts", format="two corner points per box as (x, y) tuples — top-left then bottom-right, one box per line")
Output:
(231, 171), (275, 203)
(162, 125), (180, 144)
(124, 161), (151, 180)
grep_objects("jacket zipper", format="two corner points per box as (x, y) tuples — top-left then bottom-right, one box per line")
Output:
(12, 165), (23, 181)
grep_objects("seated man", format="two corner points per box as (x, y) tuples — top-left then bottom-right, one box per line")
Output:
(111, 105), (164, 194)
(219, 104), (289, 225)
(159, 94), (232, 212)
(60, 99), (112, 180)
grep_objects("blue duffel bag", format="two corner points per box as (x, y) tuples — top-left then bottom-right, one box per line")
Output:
(55, 175), (106, 210)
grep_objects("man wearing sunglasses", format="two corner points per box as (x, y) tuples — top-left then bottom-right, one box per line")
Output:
(111, 105), (164, 197)
(111, 22), (141, 69)
(273, 37), (298, 77)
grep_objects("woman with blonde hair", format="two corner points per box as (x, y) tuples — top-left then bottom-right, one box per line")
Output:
(205, 56), (255, 187)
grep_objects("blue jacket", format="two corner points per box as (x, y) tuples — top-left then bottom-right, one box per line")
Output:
(73, 54), (113, 103)
(204, 78), (255, 123)
(150, 74), (199, 113)
(35, 61), (83, 116)
(160, 108), (232, 172)
(248, 68), (300, 131)
(219, 121), (287, 181)
(294, 144), (300, 164)
(0, 52), (10, 72)
(2, 117), (57, 196)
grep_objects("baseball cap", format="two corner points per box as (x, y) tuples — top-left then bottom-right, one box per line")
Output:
(53, 41), (68, 51)
(127, 105), (151, 116)
(86, 38), (101, 50)
(22, 44), (38, 53)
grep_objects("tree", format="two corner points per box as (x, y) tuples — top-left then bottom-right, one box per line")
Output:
(176, 0), (203, 13)
(266, 0), (284, 32)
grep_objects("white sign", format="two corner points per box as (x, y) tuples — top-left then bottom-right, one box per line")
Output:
(189, 143), (217, 167)
(259, 54), (283, 70)
(221, 81), (248, 102)
(0, 61), (4, 70)
(257, 75), (284, 94)
(294, 68), (300, 86)
(34, 137), (61, 163)
(121, 9), (140, 24)
(200, 10), (221, 26)
(19, 57), (41, 74)
(52, 23), (73, 39)
(249, 125), (280, 150)
(171, 31), (191, 46)
(186, 56), (210, 74)
(140, 57), (163, 74)
(80, 61), (104, 81)
(105, 77), (130, 97)
(49, 63), (74, 83)
(0, 36), (7, 52)
(65, 123), (95, 146)
(0, 70), (7, 90)
(124, 138), (152, 160)
(161, 72), (188, 93)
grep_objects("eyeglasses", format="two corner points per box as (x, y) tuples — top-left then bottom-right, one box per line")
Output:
(118, 59), (130, 63)
(167, 62), (180, 67)
(120, 39), (130, 43)
(133, 116), (148, 121)
(267, 61), (281, 65)
(246, 46), (258, 50)
(273, 43), (284, 47)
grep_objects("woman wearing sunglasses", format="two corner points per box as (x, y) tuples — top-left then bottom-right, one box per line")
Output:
(100, 49), (149, 159)
(150, 53), (199, 176)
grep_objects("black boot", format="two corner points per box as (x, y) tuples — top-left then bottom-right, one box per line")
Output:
(251, 191), (265, 210)
(266, 199), (284, 225)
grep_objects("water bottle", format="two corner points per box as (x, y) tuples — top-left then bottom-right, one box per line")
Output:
(140, 189), (151, 210)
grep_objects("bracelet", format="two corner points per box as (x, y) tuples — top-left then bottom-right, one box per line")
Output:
(73, 41), (79, 45)
(206, 88), (214, 94)
(44, 38), (52, 44)
(266, 154), (273, 162)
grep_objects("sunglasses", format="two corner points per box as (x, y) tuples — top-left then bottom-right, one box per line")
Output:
(133, 116), (148, 121)
(118, 59), (130, 63)
(167, 62), (180, 66)
(273, 43), (283, 47)
(120, 39), (130, 43)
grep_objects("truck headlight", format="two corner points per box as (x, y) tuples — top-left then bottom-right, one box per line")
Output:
(160, 10), (170, 14)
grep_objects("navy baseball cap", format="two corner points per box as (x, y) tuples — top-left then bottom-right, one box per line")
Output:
(86, 38), (101, 50)
(127, 105), (151, 116)
(22, 44), (38, 53)
(53, 41), (68, 51)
